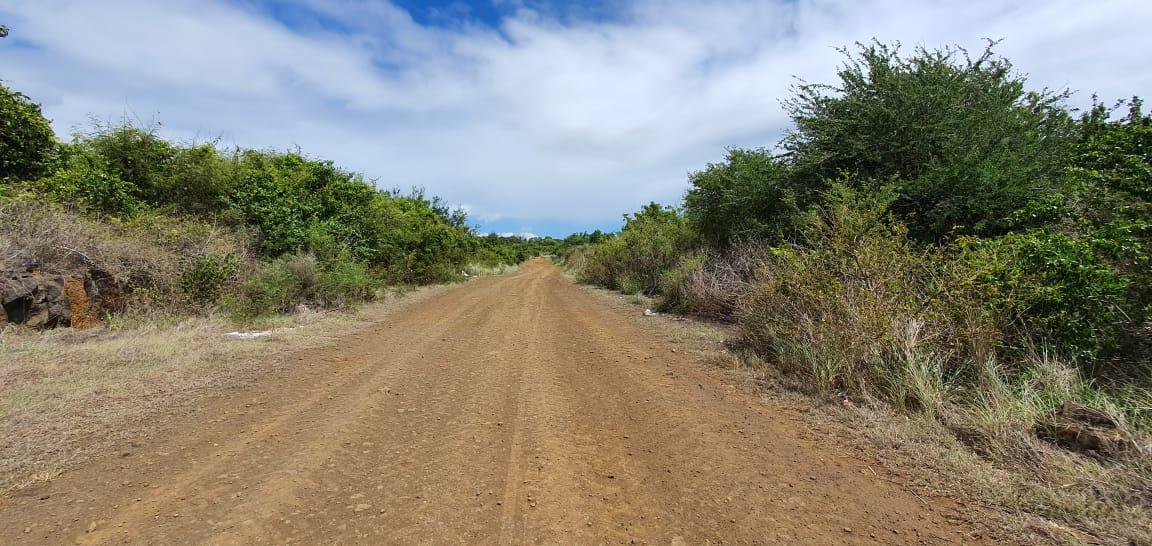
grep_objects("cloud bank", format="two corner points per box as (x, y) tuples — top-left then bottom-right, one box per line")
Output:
(1, 0), (1149, 235)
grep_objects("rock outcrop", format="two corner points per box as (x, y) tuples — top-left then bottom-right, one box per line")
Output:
(1, 266), (118, 329)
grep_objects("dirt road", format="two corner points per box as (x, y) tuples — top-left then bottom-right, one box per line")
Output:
(1, 260), (992, 544)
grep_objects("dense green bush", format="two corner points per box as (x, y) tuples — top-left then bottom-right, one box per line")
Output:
(474, 234), (531, 267)
(79, 123), (176, 205)
(230, 261), (301, 318)
(1, 83), (57, 183)
(1068, 99), (1152, 370)
(228, 253), (380, 318)
(784, 41), (1075, 241)
(36, 146), (141, 216)
(49, 123), (488, 287)
(684, 148), (807, 246)
(958, 231), (1130, 363)
(368, 190), (477, 284)
(580, 203), (693, 294)
(314, 257), (377, 307)
(166, 143), (234, 214)
(68, 124), (234, 215)
(179, 253), (240, 307)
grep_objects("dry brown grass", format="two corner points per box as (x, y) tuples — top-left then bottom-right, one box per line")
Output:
(0, 196), (251, 311)
(0, 285), (448, 492)
(657, 240), (773, 320)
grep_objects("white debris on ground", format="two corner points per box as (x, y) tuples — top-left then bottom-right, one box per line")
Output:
(643, 308), (659, 317)
(225, 331), (272, 339)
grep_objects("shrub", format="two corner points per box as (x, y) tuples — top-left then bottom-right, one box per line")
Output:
(684, 148), (808, 246)
(314, 258), (376, 308)
(736, 183), (964, 412)
(282, 253), (319, 287)
(783, 41), (1076, 241)
(230, 263), (300, 318)
(473, 233), (533, 268)
(36, 146), (141, 216)
(958, 231), (1130, 365)
(227, 253), (378, 319)
(580, 203), (693, 294)
(580, 236), (626, 289)
(227, 151), (322, 256)
(179, 253), (240, 306)
(368, 190), (477, 284)
(1066, 98), (1152, 372)
(0, 82), (56, 183)
(78, 122), (175, 205)
(657, 241), (773, 319)
(165, 143), (233, 214)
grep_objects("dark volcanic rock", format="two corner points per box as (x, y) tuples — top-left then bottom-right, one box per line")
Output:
(0, 265), (118, 329)
(1, 270), (72, 328)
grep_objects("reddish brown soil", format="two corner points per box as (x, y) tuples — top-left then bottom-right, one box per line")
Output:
(63, 276), (96, 330)
(0, 260), (996, 544)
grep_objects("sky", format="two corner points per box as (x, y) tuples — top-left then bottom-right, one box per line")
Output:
(1, 1), (1150, 237)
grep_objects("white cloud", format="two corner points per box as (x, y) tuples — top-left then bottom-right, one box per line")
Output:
(2, 0), (1150, 231)
(493, 231), (538, 239)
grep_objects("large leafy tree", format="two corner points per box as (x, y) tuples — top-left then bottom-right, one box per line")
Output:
(783, 41), (1076, 241)
(0, 83), (56, 182)
(684, 148), (808, 247)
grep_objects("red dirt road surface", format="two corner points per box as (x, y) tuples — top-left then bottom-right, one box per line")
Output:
(0, 260), (993, 544)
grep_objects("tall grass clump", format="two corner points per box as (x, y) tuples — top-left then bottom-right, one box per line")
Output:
(736, 183), (963, 412)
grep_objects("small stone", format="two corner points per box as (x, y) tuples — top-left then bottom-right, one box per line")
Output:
(843, 527), (852, 533)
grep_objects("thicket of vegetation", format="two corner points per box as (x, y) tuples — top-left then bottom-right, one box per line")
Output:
(566, 41), (1151, 541)
(1, 83), (536, 322)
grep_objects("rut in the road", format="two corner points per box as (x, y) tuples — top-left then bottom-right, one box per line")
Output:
(0, 260), (992, 544)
